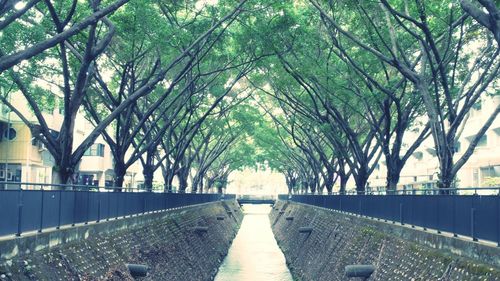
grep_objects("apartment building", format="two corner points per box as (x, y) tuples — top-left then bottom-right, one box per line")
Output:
(0, 91), (143, 189)
(0, 97), (58, 188)
(368, 95), (500, 192)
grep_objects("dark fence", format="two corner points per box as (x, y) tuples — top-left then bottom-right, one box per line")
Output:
(0, 189), (235, 237)
(279, 194), (500, 246)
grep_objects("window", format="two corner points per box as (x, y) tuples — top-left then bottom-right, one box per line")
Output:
(0, 164), (22, 182)
(3, 127), (16, 140)
(470, 100), (482, 118)
(78, 174), (98, 186)
(476, 135), (488, 147)
(84, 144), (105, 157)
(472, 100), (482, 111)
(425, 148), (436, 156)
(466, 134), (488, 148)
(473, 169), (479, 187)
(413, 151), (423, 160)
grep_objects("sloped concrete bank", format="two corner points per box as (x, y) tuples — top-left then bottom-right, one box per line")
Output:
(270, 200), (500, 281)
(0, 201), (243, 281)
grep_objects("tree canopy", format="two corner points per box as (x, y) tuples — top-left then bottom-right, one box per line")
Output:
(0, 0), (498, 193)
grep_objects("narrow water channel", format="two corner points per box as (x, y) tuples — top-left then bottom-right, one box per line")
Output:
(214, 204), (293, 281)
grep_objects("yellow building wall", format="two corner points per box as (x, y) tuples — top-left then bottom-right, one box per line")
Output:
(0, 122), (44, 166)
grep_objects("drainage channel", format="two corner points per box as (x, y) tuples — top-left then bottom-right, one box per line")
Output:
(214, 204), (293, 281)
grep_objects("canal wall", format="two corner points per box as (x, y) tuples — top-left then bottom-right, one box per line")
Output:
(270, 200), (500, 281)
(0, 200), (243, 280)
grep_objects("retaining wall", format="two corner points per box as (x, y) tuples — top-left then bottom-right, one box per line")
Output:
(270, 200), (500, 281)
(0, 200), (243, 280)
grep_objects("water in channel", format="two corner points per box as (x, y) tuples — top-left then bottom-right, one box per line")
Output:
(214, 204), (293, 281)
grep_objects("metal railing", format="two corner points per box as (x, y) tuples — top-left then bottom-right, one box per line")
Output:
(291, 186), (500, 196)
(279, 192), (500, 246)
(0, 182), (235, 237)
(0, 181), (149, 192)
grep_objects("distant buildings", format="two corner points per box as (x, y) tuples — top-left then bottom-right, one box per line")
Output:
(227, 168), (287, 195)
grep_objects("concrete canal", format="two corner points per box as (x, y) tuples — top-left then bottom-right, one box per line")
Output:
(214, 204), (293, 281)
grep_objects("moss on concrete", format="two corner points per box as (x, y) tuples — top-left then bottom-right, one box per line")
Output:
(271, 201), (500, 281)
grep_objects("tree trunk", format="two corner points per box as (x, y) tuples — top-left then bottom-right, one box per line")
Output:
(143, 166), (154, 192)
(353, 172), (368, 194)
(165, 175), (175, 192)
(324, 173), (334, 194)
(199, 178), (204, 194)
(301, 181), (308, 194)
(438, 157), (455, 193)
(339, 175), (348, 194)
(160, 165), (175, 192)
(177, 167), (189, 193)
(56, 167), (74, 187)
(386, 162), (402, 194)
(216, 179), (223, 194)
(113, 162), (126, 192)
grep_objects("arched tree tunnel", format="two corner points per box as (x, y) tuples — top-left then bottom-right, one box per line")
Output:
(0, 0), (498, 195)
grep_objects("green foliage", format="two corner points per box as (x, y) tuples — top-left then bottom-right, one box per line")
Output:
(1, 0), (497, 191)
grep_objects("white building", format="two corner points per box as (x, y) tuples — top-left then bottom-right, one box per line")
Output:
(367, 95), (500, 192)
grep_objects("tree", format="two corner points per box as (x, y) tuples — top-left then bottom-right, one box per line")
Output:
(1, 0), (123, 184)
(1, 0), (250, 186)
(309, 0), (499, 189)
(0, 0), (129, 72)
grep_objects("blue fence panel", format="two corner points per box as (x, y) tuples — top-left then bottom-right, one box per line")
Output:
(108, 192), (119, 219)
(474, 196), (498, 242)
(344, 196), (358, 214)
(42, 191), (60, 229)
(412, 196), (426, 229)
(156, 194), (164, 210)
(389, 196), (399, 222)
(60, 191), (76, 226)
(422, 195), (438, 230)
(323, 195), (335, 210)
(117, 192), (127, 217)
(129, 193), (143, 215)
(87, 192), (100, 222)
(398, 196), (413, 225)
(431, 196), (443, 231)
(99, 192), (110, 221)
(0, 190), (228, 237)
(0, 190), (19, 236)
(454, 196), (474, 238)
(20, 190), (42, 233)
(313, 195), (322, 207)
(282, 193), (499, 244)
(73, 192), (89, 224)
(437, 195), (455, 233)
